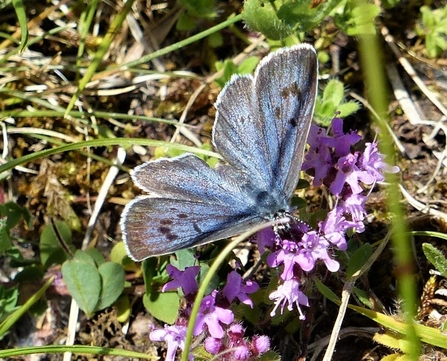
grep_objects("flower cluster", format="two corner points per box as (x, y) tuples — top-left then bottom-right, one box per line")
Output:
(253, 118), (398, 319)
(151, 265), (268, 360)
(149, 118), (398, 360)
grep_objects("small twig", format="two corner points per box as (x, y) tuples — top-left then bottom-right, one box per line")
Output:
(349, 91), (406, 154)
(309, 327), (379, 360)
(386, 63), (447, 193)
(82, 147), (126, 248)
(381, 25), (447, 119)
(399, 184), (447, 222)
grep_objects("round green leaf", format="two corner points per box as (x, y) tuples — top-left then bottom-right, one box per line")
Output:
(62, 259), (101, 317)
(143, 291), (179, 324)
(96, 262), (125, 311)
(40, 221), (72, 267)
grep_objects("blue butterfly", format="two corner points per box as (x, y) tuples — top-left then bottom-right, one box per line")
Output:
(121, 44), (318, 261)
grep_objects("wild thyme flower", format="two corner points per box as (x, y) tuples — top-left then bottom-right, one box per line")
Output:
(269, 279), (309, 319)
(194, 290), (234, 339)
(359, 142), (399, 182)
(252, 335), (270, 356)
(162, 265), (200, 296)
(149, 324), (188, 361)
(262, 117), (398, 320)
(204, 323), (270, 359)
(222, 271), (259, 308)
(303, 117), (398, 198)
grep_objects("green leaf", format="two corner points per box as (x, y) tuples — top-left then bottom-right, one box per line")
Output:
(207, 31), (223, 48)
(178, 0), (216, 18)
(62, 259), (101, 317)
(237, 56), (259, 74)
(142, 257), (160, 294)
(422, 243), (447, 278)
(215, 60), (238, 87)
(0, 220), (12, 255)
(115, 295), (131, 323)
(346, 243), (372, 278)
(0, 285), (19, 320)
(320, 99), (336, 117)
(198, 263), (219, 294)
(323, 79), (345, 105)
(215, 56), (259, 88)
(176, 13), (196, 31)
(110, 241), (128, 264)
(0, 277), (53, 340)
(191, 345), (213, 359)
(344, 3), (381, 36)
(12, 0), (28, 53)
(417, 5), (447, 58)
(233, 299), (261, 325)
(13, 265), (44, 283)
(39, 221), (72, 267)
(243, 0), (292, 40)
(96, 262), (125, 311)
(143, 291), (179, 324)
(421, 6), (435, 28)
(276, 1), (321, 32)
(73, 249), (96, 266)
(85, 248), (106, 266)
(174, 249), (198, 270)
(315, 79), (360, 123)
(313, 277), (340, 304)
(259, 351), (281, 361)
(352, 286), (373, 309)
(337, 101), (360, 117)
(0, 202), (32, 230)
(290, 195), (307, 209)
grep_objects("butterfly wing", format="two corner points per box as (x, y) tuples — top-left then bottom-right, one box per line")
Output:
(121, 154), (265, 260)
(213, 44), (318, 201)
(122, 46), (318, 260)
(213, 75), (270, 187)
(256, 44), (318, 199)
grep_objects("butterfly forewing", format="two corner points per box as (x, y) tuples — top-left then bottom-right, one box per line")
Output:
(214, 44), (317, 200)
(254, 44), (317, 200)
(213, 75), (270, 188)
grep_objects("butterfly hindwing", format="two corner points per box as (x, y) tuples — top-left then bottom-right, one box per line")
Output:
(121, 154), (265, 260)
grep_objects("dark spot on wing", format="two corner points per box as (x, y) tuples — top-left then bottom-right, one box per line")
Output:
(274, 106), (281, 120)
(177, 213), (188, 219)
(290, 82), (299, 96)
(290, 118), (298, 127)
(193, 223), (202, 233)
(159, 226), (171, 234)
(159, 225), (178, 241)
(281, 82), (300, 99)
(160, 219), (173, 225)
(166, 232), (178, 241)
